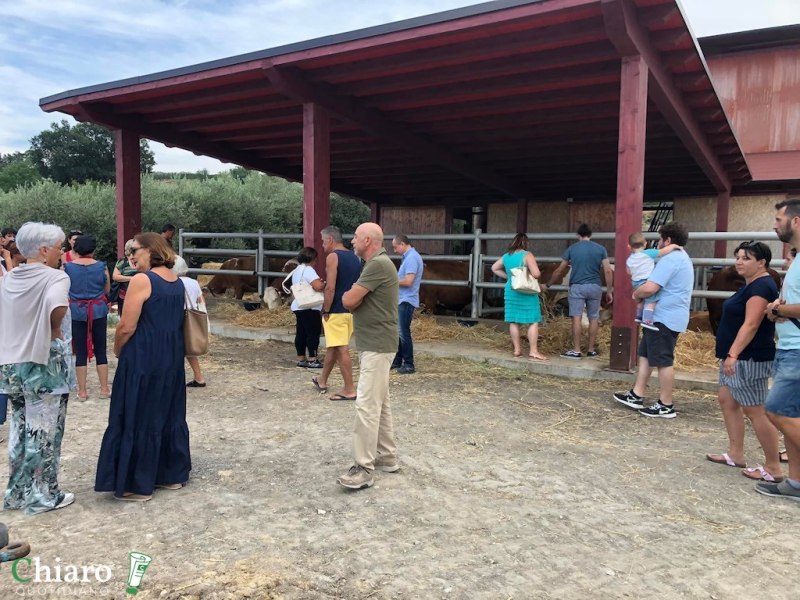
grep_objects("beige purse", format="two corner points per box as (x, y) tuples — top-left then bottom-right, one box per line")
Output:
(510, 265), (541, 294)
(183, 289), (209, 356)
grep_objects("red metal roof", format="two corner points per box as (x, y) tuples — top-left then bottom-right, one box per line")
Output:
(40, 0), (749, 205)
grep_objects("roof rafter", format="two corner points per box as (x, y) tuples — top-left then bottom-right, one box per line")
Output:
(262, 63), (529, 200)
(601, 0), (734, 192)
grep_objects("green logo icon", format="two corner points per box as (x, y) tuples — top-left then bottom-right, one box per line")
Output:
(126, 551), (152, 595)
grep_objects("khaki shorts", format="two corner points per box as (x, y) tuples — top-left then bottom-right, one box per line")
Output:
(322, 313), (353, 347)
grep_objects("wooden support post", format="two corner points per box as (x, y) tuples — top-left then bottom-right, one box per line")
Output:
(610, 55), (648, 372)
(370, 201), (380, 226)
(714, 191), (731, 259)
(114, 130), (141, 257)
(516, 198), (528, 234)
(303, 103), (330, 273)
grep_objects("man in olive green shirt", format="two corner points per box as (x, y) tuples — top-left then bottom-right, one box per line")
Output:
(338, 222), (399, 489)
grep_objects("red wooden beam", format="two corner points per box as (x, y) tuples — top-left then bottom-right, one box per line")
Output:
(263, 65), (529, 200)
(114, 129), (142, 257)
(312, 20), (609, 85)
(601, 0), (735, 193)
(610, 54), (648, 372)
(303, 103), (331, 271)
(714, 191), (731, 258)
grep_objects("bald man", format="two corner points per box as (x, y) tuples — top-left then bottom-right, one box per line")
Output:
(338, 222), (400, 489)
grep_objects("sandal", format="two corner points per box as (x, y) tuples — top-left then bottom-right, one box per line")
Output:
(705, 453), (746, 468)
(114, 493), (152, 502)
(311, 377), (328, 394)
(742, 465), (784, 483)
(186, 380), (207, 388)
(528, 354), (549, 362)
(155, 483), (183, 490)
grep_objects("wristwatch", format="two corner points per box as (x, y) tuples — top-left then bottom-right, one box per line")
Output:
(772, 307), (781, 317)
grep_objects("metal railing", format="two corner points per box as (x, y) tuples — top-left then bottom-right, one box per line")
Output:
(178, 229), (783, 316)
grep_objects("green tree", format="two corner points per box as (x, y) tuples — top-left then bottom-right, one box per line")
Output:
(0, 157), (42, 191)
(28, 120), (155, 185)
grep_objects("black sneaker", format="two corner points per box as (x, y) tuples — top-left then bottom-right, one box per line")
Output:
(560, 350), (582, 360)
(612, 390), (643, 409)
(640, 321), (659, 331)
(754, 480), (800, 501)
(586, 350), (599, 358)
(397, 366), (416, 374)
(306, 360), (323, 369)
(639, 401), (676, 419)
(390, 363), (401, 371)
(296, 360), (310, 368)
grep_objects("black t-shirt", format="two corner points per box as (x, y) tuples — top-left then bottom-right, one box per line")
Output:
(715, 276), (778, 361)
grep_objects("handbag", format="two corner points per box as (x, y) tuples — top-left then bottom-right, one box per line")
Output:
(510, 265), (541, 294)
(283, 266), (324, 310)
(183, 289), (209, 356)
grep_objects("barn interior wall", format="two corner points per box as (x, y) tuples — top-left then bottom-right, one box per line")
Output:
(673, 193), (787, 259)
(380, 206), (446, 254)
(487, 201), (569, 263)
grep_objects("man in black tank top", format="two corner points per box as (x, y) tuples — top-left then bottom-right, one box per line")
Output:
(312, 226), (361, 401)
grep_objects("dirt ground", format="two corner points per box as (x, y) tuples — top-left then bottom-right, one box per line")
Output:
(0, 331), (797, 600)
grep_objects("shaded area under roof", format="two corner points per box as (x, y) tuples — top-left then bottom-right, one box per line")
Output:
(40, 0), (750, 206)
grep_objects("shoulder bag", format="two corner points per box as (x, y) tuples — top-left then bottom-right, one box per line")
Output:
(283, 266), (324, 310)
(510, 260), (541, 295)
(183, 288), (209, 356)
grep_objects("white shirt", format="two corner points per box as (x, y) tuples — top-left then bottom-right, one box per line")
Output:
(290, 265), (322, 312)
(180, 277), (205, 312)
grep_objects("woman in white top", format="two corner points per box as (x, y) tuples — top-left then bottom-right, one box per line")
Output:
(173, 256), (207, 387)
(290, 247), (325, 368)
(0, 222), (76, 514)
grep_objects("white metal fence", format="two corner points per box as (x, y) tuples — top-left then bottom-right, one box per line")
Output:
(179, 229), (783, 317)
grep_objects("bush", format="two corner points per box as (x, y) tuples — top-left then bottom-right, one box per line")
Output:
(0, 171), (370, 265)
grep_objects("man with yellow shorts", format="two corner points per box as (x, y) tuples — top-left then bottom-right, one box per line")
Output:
(312, 226), (362, 401)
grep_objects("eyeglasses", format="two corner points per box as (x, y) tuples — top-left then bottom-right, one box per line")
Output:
(129, 246), (144, 255)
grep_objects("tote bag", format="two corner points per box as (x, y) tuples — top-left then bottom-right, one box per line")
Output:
(282, 266), (324, 310)
(183, 289), (209, 356)
(510, 265), (540, 295)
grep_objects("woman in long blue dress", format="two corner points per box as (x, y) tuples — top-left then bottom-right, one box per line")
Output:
(491, 233), (547, 361)
(95, 233), (190, 502)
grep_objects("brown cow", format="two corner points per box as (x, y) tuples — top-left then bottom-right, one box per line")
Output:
(204, 256), (294, 300)
(706, 266), (782, 334)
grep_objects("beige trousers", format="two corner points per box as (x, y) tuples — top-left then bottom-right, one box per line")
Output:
(353, 351), (396, 471)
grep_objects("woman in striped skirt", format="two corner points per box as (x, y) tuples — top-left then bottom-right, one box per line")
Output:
(706, 241), (782, 482)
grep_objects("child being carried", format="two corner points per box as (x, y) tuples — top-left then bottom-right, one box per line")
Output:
(626, 232), (680, 331)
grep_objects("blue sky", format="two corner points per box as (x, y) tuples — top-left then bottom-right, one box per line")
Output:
(2, 0), (799, 173)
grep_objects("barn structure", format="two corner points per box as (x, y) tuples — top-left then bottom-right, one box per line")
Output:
(39, 0), (799, 370)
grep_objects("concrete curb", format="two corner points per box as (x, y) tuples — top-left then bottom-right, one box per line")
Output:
(209, 321), (718, 393)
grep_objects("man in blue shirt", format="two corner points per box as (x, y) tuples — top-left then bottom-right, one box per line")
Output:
(391, 235), (424, 374)
(547, 224), (614, 359)
(758, 199), (800, 501)
(613, 222), (693, 419)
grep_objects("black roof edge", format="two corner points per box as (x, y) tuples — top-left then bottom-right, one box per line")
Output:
(40, 0), (547, 107)
(699, 24), (800, 55)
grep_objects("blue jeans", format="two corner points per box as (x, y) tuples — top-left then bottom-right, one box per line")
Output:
(765, 348), (800, 418)
(393, 302), (415, 369)
(0, 393), (7, 425)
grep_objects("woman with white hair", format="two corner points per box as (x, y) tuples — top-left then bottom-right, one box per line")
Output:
(112, 239), (138, 315)
(173, 256), (207, 387)
(0, 222), (75, 514)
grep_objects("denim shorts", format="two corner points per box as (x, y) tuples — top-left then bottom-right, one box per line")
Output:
(765, 348), (800, 418)
(568, 283), (602, 320)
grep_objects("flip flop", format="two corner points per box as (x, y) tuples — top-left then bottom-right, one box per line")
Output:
(329, 394), (357, 401)
(155, 483), (183, 490)
(311, 377), (328, 394)
(528, 355), (549, 362)
(742, 465), (784, 483)
(705, 453), (746, 468)
(114, 493), (152, 502)
(512, 352), (522, 358)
